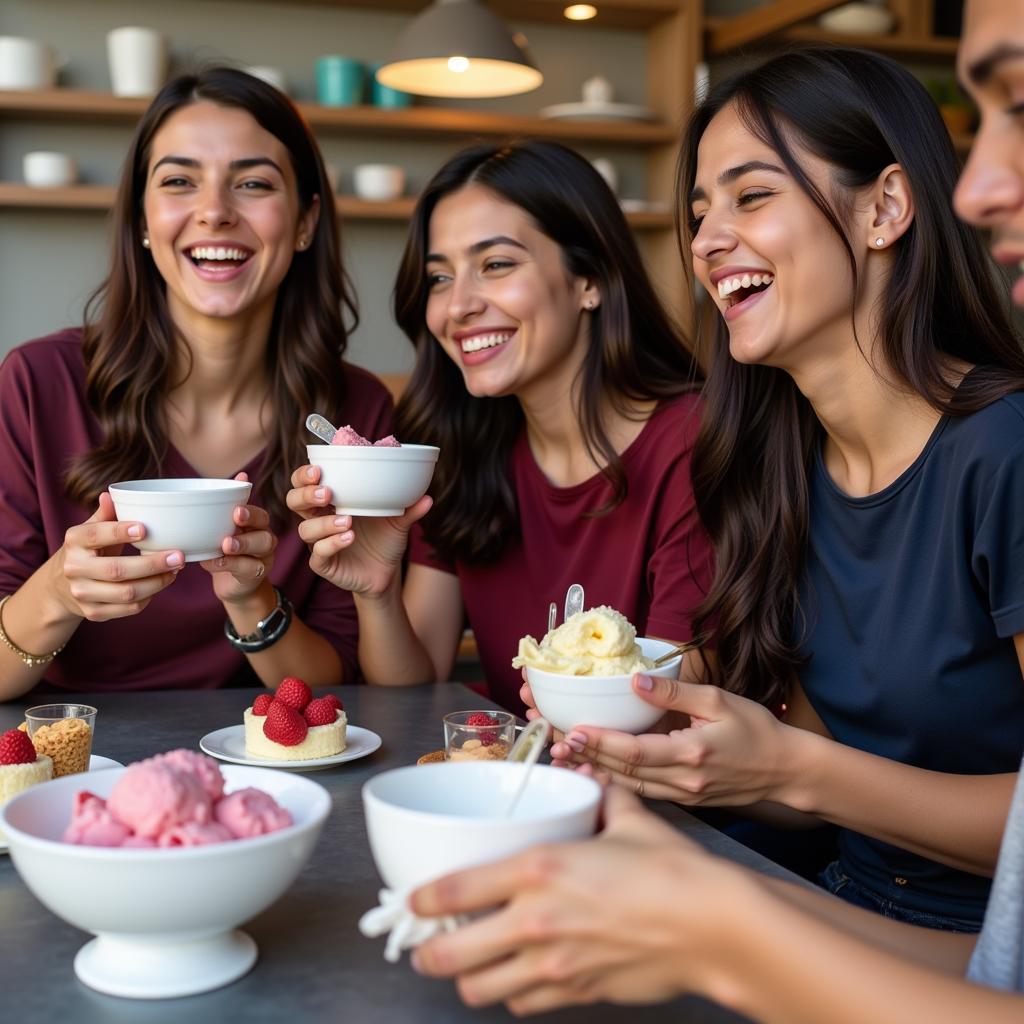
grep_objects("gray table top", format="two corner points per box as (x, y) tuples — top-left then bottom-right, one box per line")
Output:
(0, 685), (790, 1023)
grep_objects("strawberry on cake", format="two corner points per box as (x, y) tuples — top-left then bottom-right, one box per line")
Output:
(0, 728), (53, 840)
(243, 677), (347, 761)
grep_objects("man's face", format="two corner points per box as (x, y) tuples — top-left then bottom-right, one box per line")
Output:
(954, 0), (1024, 305)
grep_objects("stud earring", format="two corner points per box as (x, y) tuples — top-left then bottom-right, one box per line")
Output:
(297, 238), (307, 249)
(874, 237), (885, 247)
(585, 299), (595, 309)
(141, 236), (150, 249)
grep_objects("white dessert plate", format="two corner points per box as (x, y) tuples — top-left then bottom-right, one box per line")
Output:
(538, 100), (654, 121)
(0, 754), (122, 855)
(199, 724), (382, 771)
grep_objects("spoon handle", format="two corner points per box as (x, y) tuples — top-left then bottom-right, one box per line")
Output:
(652, 635), (706, 668)
(504, 718), (551, 818)
(306, 412), (337, 445)
(547, 602), (557, 634)
(564, 583), (584, 622)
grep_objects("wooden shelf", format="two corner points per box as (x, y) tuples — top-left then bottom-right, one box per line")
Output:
(0, 183), (674, 228)
(0, 89), (678, 146)
(703, 18), (958, 59)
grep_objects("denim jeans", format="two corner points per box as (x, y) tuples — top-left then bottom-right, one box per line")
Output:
(819, 860), (982, 933)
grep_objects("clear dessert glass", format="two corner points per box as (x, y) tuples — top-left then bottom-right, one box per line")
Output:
(24, 703), (97, 776)
(443, 710), (515, 762)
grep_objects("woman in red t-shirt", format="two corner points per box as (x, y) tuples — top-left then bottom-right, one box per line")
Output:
(0, 68), (392, 699)
(288, 141), (712, 712)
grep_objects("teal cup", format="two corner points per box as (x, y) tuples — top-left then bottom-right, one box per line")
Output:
(316, 56), (365, 107)
(369, 64), (411, 109)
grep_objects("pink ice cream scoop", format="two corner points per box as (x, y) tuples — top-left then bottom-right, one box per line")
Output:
(331, 425), (372, 446)
(63, 791), (133, 847)
(107, 761), (212, 839)
(215, 787), (293, 838)
(156, 749), (224, 801)
(372, 435), (401, 447)
(158, 821), (236, 848)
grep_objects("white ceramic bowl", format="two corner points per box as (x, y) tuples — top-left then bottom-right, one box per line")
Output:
(363, 762), (601, 891)
(306, 443), (439, 516)
(352, 163), (405, 201)
(108, 478), (252, 562)
(0, 764), (330, 999)
(818, 2), (895, 35)
(526, 636), (683, 734)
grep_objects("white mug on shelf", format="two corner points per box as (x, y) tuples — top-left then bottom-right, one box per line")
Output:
(23, 151), (77, 188)
(352, 164), (405, 202)
(581, 75), (614, 105)
(0, 36), (58, 90)
(106, 26), (168, 98)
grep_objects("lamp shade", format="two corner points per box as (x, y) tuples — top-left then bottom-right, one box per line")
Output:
(376, 0), (543, 99)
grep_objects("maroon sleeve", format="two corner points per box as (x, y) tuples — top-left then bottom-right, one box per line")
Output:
(0, 349), (53, 596)
(643, 402), (716, 643)
(407, 520), (456, 575)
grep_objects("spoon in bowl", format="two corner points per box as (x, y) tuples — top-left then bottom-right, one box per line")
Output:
(503, 717), (551, 817)
(306, 412), (337, 445)
(651, 634), (708, 668)
(564, 583), (584, 622)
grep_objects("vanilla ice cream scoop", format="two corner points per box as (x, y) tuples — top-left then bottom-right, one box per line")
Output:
(512, 605), (654, 677)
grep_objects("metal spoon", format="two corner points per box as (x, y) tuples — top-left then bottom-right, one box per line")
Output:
(503, 717), (551, 817)
(651, 635), (707, 668)
(306, 412), (337, 445)
(564, 583), (584, 622)
(547, 602), (557, 634)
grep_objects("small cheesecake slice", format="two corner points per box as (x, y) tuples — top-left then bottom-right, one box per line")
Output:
(0, 754), (53, 840)
(243, 707), (347, 761)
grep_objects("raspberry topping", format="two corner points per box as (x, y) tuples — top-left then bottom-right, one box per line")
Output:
(466, 713), (500, 727)
(0, 728), (38, 765)
(263, 702), (308, 746)
(304, 697), (339, 727)
(252, 694), (273, 716)
(322, 693), (344, 712)
(275, 677), (312, 711)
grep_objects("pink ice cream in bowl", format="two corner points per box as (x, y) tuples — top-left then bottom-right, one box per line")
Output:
(0, 749), (330, 999)
(305, 413), (438, 517)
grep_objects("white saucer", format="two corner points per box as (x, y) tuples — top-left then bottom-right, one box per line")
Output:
(199, 724), (382, 770)
(0, 754), (123, 855)
(538, 100), (654, 122)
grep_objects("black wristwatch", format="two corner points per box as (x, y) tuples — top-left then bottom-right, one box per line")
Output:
(224, 587), (294, 653)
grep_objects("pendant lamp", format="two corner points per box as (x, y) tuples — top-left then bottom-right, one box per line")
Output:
(376, 0), (543, 99)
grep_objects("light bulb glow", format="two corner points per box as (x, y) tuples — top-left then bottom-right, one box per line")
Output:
(447, 56), (470, 74)
(564, 4), (597, 20)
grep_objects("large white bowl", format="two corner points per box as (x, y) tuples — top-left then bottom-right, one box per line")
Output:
(108, 478), (252, 562)
(306, 443), (439, 516)
(526, 636), (683, 734)
(0, 764), (330, 999)
(363, 762), (601, 891)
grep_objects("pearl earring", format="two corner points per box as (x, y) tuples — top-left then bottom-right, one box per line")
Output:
(874, 237), (885, 247)
(297, 238), (307, 249)
(585, 300), (595, 309)
(141, 237), (150, 249)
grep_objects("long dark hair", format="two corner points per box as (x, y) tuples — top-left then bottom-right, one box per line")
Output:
(682, 48), (1024, 707)
(65, 67), (358, 526)
(394, 140), (701, 563)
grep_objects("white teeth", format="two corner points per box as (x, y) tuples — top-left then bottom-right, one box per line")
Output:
(460, 332), (513, 353)
(716, 273), (774, 299)
(189, 246), (249, 261)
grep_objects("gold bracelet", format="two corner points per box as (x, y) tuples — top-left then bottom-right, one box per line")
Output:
(0, 594), (67, 668)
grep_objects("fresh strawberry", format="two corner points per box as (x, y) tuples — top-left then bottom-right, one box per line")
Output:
(321, 693), (344, 712)
(304, 697), (339, 726)
(263, 701), (308, 746)
(252, 694), (273, 716)
(465, 712), (499, 727)
(275, 677), (312, 711)
(0, 728), (38, 765)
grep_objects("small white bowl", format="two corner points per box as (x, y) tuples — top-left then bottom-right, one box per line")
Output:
(0, 764), (330, 999)
(818, 2), (895, 35)
(363, 762), (601, 891)
(108, 478), (252, 562)
(306, 443), (439, 516)
(352, 163), (405, 201)
(526, 636), (682, 734)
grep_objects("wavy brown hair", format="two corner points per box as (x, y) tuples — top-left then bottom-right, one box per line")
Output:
(394, 140), (702, 563)
(681, 48), (1024, 707)
(64, 67), (358, 527)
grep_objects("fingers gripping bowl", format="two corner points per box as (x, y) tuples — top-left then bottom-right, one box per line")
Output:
(306, 443), (439, 516)
(0, 764), (330, 999)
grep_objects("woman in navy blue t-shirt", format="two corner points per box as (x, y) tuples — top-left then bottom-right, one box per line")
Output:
(537, 48), (1024, 932)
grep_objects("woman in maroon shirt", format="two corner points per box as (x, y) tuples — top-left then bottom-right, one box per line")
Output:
(0, 68), (392, 699)
(288, 141), (713, 712)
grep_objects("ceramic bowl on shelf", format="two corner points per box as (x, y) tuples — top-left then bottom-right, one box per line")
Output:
(306, 442), (438, 516)
(352, 163), (405, 201)
(525, 637), (683, 734)
(0, 764), (330, 998)
(363, 761), (601, 891)
(107, 478), (252, 562)
(818, 2), (895, 35)
(23, 151), (76, 188)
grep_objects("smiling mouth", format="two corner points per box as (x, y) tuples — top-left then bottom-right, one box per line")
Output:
(459, 331), (514, 354)
(186, 246), (254, 270)
(717, 272), (774, 308)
